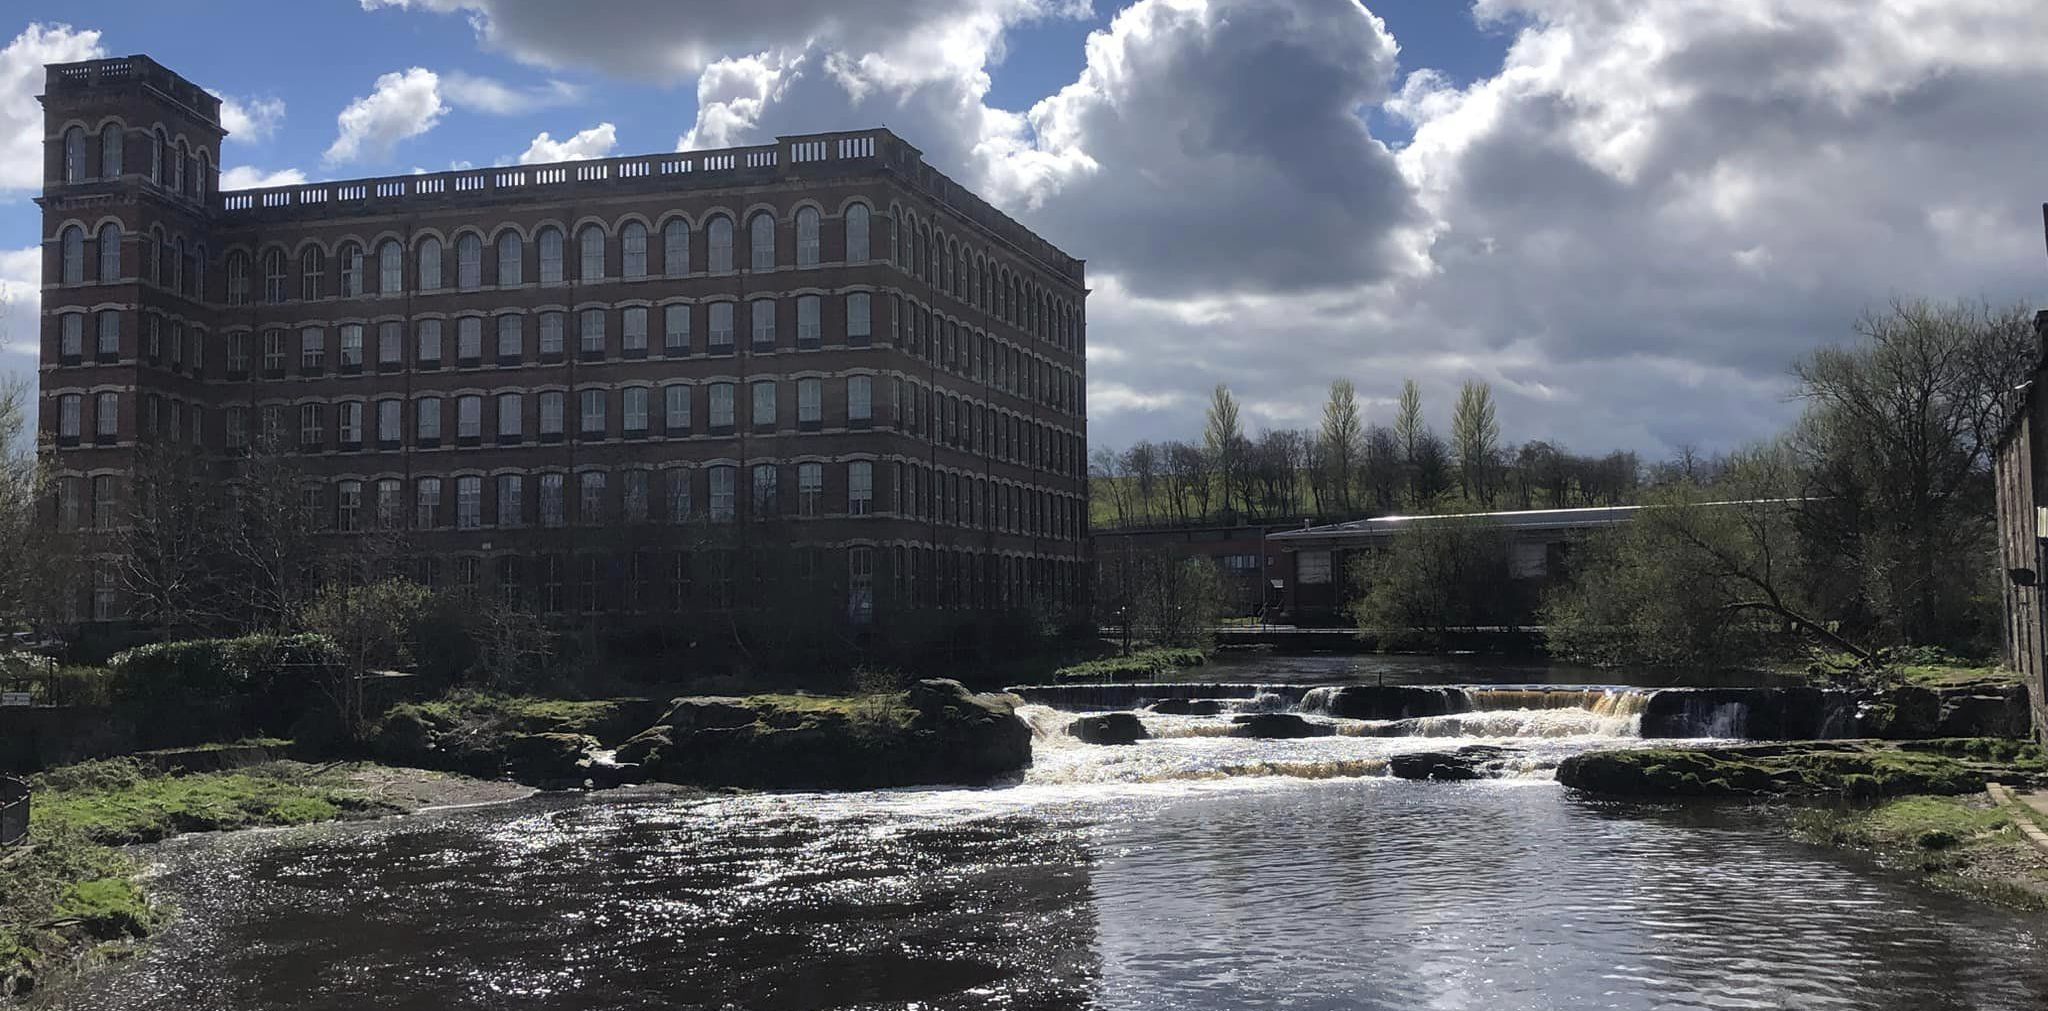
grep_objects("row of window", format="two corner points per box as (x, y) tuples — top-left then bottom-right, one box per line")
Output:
(56, 122), (209, 201)
(222, 206), (872, 305)
(893, 204), (1081, 354)
(54, 223), (205, 299)
(61, 459), (1084, 540)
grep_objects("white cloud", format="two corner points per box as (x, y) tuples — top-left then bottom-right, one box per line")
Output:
(516, 122), (617, 163)
(441, 71), (584, 114)
(0, 244), (42, 356)
(324, 67), (445, 166)
(212, 92), (286, 144)
(0, 23), (104, 191)
(219, 165), (309, 189)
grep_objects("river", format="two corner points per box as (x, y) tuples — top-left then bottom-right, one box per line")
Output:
(36, 662), (2048, 1011)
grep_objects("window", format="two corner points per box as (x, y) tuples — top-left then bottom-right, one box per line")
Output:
(262, 329), (286, 372)
(540, 391), (565, 437)
(300, 403), (324, 448)
(751, 380), (776, 429)
(97, 224), (120, 281)
(416, 477), (443, 528)
(666, 469), (692, 523)
(798, 378), (822, 430)
(707, 216), (734, 272)
(378, 399), (402, 445)
(579, 225), (605, 280)
(623, 470), (649, 523)
(849, 461), (873, 516)
(663, 219), (689, 276)
(417, 396), (442, 442)
(457, 395), (482, 440)
(540, 312), (565, 357)
(847, 293), (871, 345)
(379, 322), (403, 367)
(98, 311), (121, 359)
(664, 384), (691, 433)
(379, 240), (402, 294)
(497, 393), (523, 439)
(664, 304), (690, 354)
(849, 546), (874, 623)
(578, 471), (607, 524)
(339, 243), (364, 296)
(848, 376), (872, 426)
(497, 314), (522, 361)
(101, 123), (123, 178)
(457, 233), (482, 288)
(496, 231), (522, 285)
(376, 479), (404, 529)
(579, 309), (605, 356)
(88, 394), (122, 441)
(623, 387), (649, 434)
(340, 324), (364, 369)
(709, 466), (735, 522)
(57, 477), (81, 529)
(1298, 550), (1333, 585)
(623, 307), (648, 355)
(337, 481), (362, 531)
(497, 475), (524, 527)
(708, 302), (735, 351)
(538, 227), (564, 283)
(796, 207), (820, 266)
(540, 473), (566, 527)
(797, 295), (821, 347)
(58, 394), (81, 439)
(416, 237), (441, 291)
(60, 227), (85, 284)
(417, 319), (443, 366)
(579, 388), (606, 436)
(226, 252), (249, 304)
(150, 128), (164, 185)
(751, 464), (778, 517)
(456, 476), (482, 530)
(458, 317), (482, 362)
(797, 463), (823, 517)
(227, 331), (250, 373)
(709, 383), (735, 431)
(749, 212), (775, 271)
(750, 298), (776, 349)
(338, 401), (363, 445)
(622, 222), (648, 278)
(846, 203), (870, 262)
(60, 314), (83, 360)
(64, 126), (87, 181)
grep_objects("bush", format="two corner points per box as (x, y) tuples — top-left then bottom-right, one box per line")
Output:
(108, 634), (338, 748)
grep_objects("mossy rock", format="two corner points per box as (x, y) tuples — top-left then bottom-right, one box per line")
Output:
(1557, 741), (2019, 799)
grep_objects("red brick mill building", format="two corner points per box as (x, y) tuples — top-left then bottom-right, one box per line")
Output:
(40, 55), (1089, 631)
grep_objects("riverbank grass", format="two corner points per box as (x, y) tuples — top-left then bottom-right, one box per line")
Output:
(1791, 795), (2048, 909)
(30, 758), (397, 847)
(1052, 647), (1208, 682)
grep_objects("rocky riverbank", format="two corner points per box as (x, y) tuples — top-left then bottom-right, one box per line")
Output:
(1556, 739), (2048, 798)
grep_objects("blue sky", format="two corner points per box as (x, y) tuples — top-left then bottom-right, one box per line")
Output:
(10, 1), (2047, 458)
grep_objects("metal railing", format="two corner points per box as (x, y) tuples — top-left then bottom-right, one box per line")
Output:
(0, 777), (27, 848)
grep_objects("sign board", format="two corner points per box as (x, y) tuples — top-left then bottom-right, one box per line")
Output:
(0, 692), (30, 707)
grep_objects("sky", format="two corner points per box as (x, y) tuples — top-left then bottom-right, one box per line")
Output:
(10, 0), (2048, 461)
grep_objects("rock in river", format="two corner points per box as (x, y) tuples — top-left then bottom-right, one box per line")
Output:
(1148, 698), (1228, 716)
(1067, 712), (1149, 745)
(1228, 713), (1335, 739)
(1389, 745), (1518, 782)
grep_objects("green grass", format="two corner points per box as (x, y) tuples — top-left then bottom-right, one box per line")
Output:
(1052, 647), (1208, 682)
(29, 758), (393, 846)
(1790, 794), (2048, 909)
(408, 694), (636, 737)
(741, 693), (919, 734)
(1560, 740), (2048, 799)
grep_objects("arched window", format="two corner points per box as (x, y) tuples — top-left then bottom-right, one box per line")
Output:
(63, 127), (88, 182)
(795, 207), (820, 267)
(196, 152), (209, 200)
(621, 221), (648, 278)
(378, 240), (403, 294)
(60, 226), (86, 284)
(845, 203), (870, 262)
(262, 248), (287, 302)
(100, 124), (123, 178)
(193, 245), (206, 300)
(172, 139), (187, 193)
(496, 231), (522, 286)
(457, 233), (482, 289)
(159, 229), (175, 288)
(97, 223), (120, 281)
(226, 251), (251, 305)
(150, 128), (166, 186)
(301, 246), (326, 300)
(662, 218), (689, 277)
(706, 216), (733, 273)
(578, 224), (605, 280)
(538, 227), (564, 283)
(748, 212), (775, 271)
(416, 237), (441, 291)
(339, 242), (364, 297)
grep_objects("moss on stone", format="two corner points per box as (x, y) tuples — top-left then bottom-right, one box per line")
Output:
(1558, 740), (2046, 799)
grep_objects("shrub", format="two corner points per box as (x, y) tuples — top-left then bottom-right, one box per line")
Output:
(108, 634), (338, 747)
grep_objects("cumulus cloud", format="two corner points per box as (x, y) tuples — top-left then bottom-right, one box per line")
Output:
(219, 165), (309, 189)
(212, 93), (286, 143)
(516, 122), (616, 163)
(324, 67), (446, 166)
(441, 71), (584, 114)
(0, 23), (104, 192)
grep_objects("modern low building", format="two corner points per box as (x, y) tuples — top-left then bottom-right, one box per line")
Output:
(40, 55), (1089, 627)
(1990, 300), (2048, 747)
